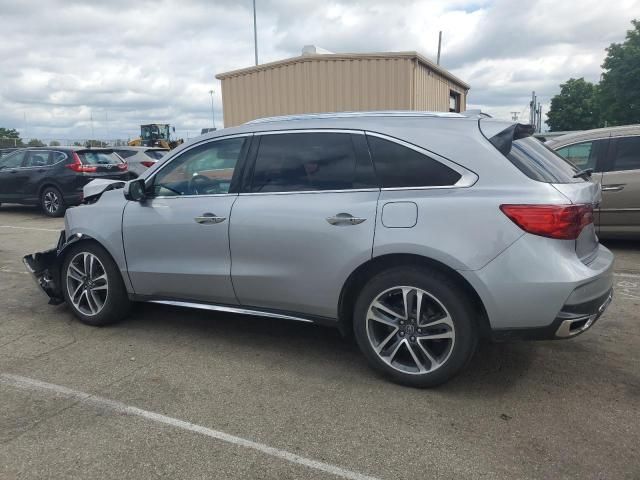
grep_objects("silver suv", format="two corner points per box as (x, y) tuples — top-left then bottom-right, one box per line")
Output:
(24, 112), (614, 387)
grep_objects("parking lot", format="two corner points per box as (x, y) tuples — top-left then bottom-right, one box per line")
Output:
(0, 205), (638, 480)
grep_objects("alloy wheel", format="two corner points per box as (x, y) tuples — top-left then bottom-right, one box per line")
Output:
(366, 286), (455, 375)
(66, 252), (109, 316)
(43, 191), (60, 214)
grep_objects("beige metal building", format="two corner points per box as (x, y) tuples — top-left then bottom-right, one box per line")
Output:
(215, 51), (470, 127)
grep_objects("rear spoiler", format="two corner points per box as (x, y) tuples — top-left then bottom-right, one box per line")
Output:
(489, 123), (535, 156)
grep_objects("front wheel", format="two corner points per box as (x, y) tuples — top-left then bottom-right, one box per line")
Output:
(61, 242), (131, 326)
(354, 268), (478, 388)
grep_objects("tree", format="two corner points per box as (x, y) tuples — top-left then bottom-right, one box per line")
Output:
(0, 127), (24, 147)
(49, 140), (61, 146)
(599, 19), (640, 126)
(27, 138), (45, 147)
(547, 78), (601, 131)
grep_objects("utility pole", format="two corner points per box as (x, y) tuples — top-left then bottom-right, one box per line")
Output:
(253, 0), (258, 65)
(529, 91), (536, 127)
(436, 31), (442, 65)
(209, 90), (216, 130)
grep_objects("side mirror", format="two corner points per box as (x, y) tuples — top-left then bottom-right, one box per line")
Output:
(124, 178), (147, 202)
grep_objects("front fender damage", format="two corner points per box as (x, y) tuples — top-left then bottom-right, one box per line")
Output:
(22, 231), (93, 305)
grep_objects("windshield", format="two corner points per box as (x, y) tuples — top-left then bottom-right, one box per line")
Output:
(507, 137), (583, 183)
(77, 150), (122, 165)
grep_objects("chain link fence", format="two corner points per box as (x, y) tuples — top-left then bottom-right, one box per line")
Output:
(0, 137), (132, 148)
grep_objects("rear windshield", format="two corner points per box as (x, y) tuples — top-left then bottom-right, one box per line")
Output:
(507, 137), (583, 183)
(77, 150), (122, 165)
(145, 150), (168, 160)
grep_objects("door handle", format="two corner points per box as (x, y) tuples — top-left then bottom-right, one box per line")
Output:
(194, 213), (226, 224)
(602, 185), (624, 192)
(326, 213), (367, 226)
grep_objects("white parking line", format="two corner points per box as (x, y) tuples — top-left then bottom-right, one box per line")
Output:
(0, 373), (381, 480)
(0, 225), (60, 232)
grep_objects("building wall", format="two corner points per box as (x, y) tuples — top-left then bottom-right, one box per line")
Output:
(411, 60), (467, 112)
(219, 56), (467, 126)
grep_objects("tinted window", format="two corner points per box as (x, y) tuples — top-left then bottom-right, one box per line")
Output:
(52, 151), (67, 163)
(77, 151), (122, 165)
(114, 150), (137, 159)
(145, 150), (168, 160)
(507, 137), (581, 183)
(24, 151), (51, 167)
(152, 137), (246, 196)
(367, 135), (461, 188)
(251, 133), (358, 193)
(612, 136), (640, 171)
(0, 150), (26, 168)
(556, 141), (598, 170)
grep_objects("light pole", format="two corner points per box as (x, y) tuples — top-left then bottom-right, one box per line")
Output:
(253, 0), (258, 65)
(209, 90), (216, 130)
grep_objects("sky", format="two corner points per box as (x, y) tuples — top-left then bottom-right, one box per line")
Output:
(0, 0), (638, 142)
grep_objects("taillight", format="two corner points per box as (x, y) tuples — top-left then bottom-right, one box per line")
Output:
(140, 161), (155, 168)
(500, 204), (593, 240)
(65, 152), (97, 173)
(117, 163), (128, 171)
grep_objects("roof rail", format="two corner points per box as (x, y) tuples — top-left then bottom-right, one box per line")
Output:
(461, 109), (493, 118)
(245, 110), (466, 125)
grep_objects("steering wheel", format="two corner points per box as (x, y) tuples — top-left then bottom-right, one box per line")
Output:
(188, 174), (221, 195)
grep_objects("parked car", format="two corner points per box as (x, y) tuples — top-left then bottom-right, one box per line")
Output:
(547, 125), (640, 239)
(23, 112), (613, 387)
(0, 147), (129, 217)
(112, 146), (169, 177)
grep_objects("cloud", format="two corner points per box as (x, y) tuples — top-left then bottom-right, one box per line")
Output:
(0, 0), (637, 141)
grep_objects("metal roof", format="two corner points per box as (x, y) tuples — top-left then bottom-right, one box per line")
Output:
(216, 51), (470, 90)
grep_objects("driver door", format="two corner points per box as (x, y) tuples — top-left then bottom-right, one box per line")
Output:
(122, 134), (250, 304)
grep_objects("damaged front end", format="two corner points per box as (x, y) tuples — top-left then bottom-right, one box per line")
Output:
(23, 231), (69, 305)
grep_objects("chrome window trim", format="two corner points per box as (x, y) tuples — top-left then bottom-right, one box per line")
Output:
(152, 193), (239, 200)
(239, 188), (380, 197)
(19, 151), (68, 170)
(365, 131), (478, 189)
(147, 300), (315, 324)
(144, 132), (253, 196)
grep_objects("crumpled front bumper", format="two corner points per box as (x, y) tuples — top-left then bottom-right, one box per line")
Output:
(22, 231), (66, 305)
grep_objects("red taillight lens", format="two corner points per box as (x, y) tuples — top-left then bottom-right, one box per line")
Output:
(500, 204), (593, 240)
(117, 162), (128, 171)
(140, 161), (155, 168)
(65, 152), (97, 173)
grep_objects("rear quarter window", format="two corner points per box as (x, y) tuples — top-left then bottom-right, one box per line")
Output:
(77, 151), (122, 165)
(507, 137), (582, 183)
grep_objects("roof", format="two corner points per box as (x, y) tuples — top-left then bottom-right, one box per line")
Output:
(245, 110), (466, 125)
(216, 51), (470, 90)
(546, 124), (640, 147)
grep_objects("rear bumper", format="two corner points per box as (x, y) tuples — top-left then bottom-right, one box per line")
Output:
(22, 231), (66, 305)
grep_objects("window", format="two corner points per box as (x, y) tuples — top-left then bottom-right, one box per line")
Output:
(250, 133), (359, 193)
(144, 149), (168, 160)
(77, 151), (121, 165)
(24, 151), (51, 167)
(449, 91), (461, 113)
(556, 141), (598, 170)
(366, 135), (461, 188)
(612, 136), (640, 172)
(52, 152), (67, 164)
(151, 137), (246, 196)
(0, 150), (26, 169)
(114, 150), (137, 159)
(506, 137), (581, 183)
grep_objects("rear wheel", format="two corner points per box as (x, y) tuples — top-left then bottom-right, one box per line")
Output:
(354, 267), (478, 387)
(41, 186), (65, 217)
(61, 242), (130, 326)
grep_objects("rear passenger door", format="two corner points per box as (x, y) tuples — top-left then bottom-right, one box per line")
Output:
(230, 130), (379, 319)
(600, 135), (640, 236)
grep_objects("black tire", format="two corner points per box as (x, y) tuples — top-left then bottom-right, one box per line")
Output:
(61, 242), (131, 326)
(353, 267), (478, 388)
(40, 186), (66, 217)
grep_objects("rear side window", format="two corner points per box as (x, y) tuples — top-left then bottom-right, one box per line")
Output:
(114, 150), (137, 159)
(250, 133), (359, 193)
(611, 136), (640, 171)
(507, 137), (581, 183)
(77, 151), (122, 165)
(556, 142), (597, 170)
(145, 150), (168, 160)
(366, 135), (461, 188)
